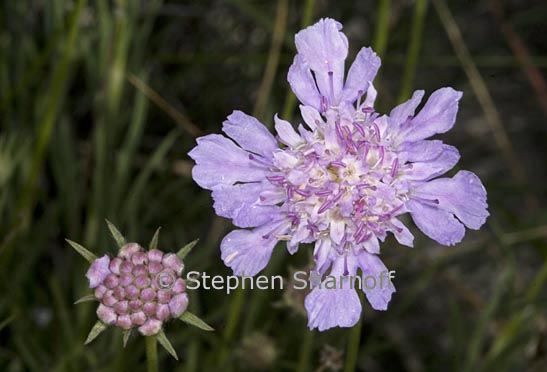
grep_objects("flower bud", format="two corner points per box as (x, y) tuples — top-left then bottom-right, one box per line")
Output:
(157, 289), (172, 304)
(81, 236), (193, 338)
(156, 304), (170, 321)
(117, 314), (132, 330)
(104, 274), (120, 289)
(119, 243), (142, 260)
(86, 256), (111, 288)
(138, 319), (162, 336)
(140, 288), (156, 302)
(109, 257), (123, 275)
(97, 304), (117, 325)
(143, 302), (158, 317)
(162, 253), (184, 275)
(103, 290), (118, 306)
(131, 311), (146, 326)
(131, 252), (149, 266)
(114, 300), (129, 315)
(94, 285), (108, 300)
(147, 249), (164, 263)
(169, 293), (189, 317)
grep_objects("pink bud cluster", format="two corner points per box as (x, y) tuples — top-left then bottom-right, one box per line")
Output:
(86, 243), (189, 336)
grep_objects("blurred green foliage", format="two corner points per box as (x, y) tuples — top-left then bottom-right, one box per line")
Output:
(1, 0), (546, 371)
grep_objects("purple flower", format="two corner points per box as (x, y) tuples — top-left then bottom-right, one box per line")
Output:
(189, 18), (489, 331)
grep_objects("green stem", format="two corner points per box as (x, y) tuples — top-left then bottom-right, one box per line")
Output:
(218, 287), (245, 366)
(373, 0), (391, 58)
(397, 0), (428, 103)
(146, 336), (158, 372)
(15, 0), (85, 229)
(296, 329), (314, 372)
(343, 317), (362, 372)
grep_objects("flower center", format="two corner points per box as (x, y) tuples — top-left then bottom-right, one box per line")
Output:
(268, 108), (407, 248)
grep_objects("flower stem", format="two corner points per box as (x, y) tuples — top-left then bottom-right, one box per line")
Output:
(146, 336), (158, 372)
(373, 0), (391, 58)
(296, 329), (314, 372)
(343, 318), (362, 372)
(397, 0), (428, 103)
(218, 287), (245, 365)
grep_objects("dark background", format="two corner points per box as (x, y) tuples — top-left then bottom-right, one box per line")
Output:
(0, 0), (546, 371)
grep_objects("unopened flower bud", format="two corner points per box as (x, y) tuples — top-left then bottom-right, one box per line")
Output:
(138, 319), (162, 336)
(97, 304), (117, 325)
(119, 243), (142, 260)
(162, 254), (184, 275)
(117, 314), (132, 330)
(169, 293), (189, 317)
(147, 249), (163, 263)
(86, 256), (111, 288)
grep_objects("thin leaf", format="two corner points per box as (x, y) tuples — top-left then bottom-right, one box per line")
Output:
(179, 311), (214, 331)
(149, 227), (161, 250)
(156, 330), (178, 360)
(177, 239), (199, 260)
(66, 239), (97, 263)
(84, 321), (108, 345)
(0, 315), (15, 332)
(123, 329), (132, 348)
(74, 294), (96, 304)
(105, 219), (127, 248)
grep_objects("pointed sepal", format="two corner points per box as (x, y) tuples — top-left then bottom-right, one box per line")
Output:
(123, 329), (132, 348)
(66, 239), (97, 263)
(149, 227), (161, 250)
(74, 294), (97, 304)
(156, 330), (178, 360)
(177, 239), (199, 260)
(85, 321), (108, 345)
(105, 219), (127, 249)
(179, 311), (214, 331)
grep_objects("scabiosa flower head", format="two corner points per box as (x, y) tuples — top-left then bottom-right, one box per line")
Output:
(189, 18), (489, 331)
(87, 243), (188, 335)
(69, 222), (212, 358)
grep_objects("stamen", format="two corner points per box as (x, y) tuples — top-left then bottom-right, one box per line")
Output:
(363, 143), (370, 159)
(335, 120), (344, 140)
(391, 158), (399, 177)
(412, 196), (440, 205)
(357, 184), (377, 191)
(315, 190), (333, 197)
(342, 126), (351, 138)
(353, 222), (365, 238)
(331, 190), (345, 204)
(356, 231), (372, 244)
(306, 220), (320, 235)
(318, 200), (334, 214)
(328, 71), (335, 106)
(352, 121), (365, 137)
(330, 161), (346, 168)
(286, 185), (294, 199)
(357, 89), (364, 107)
(362, 106), (374, 113)
(343, 255), (349, 276)
(321, 96), (328, 113)
(266, 175), (285, 184)
(372, 122), (381, 142)
(294, 189), (311, 197)
(377, 146), (385, 166)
